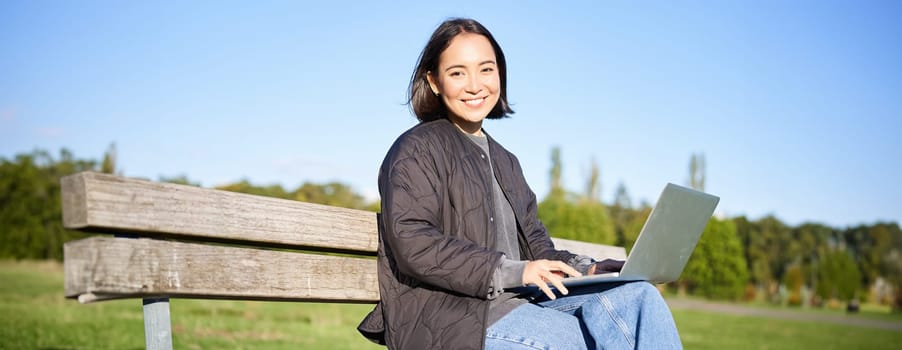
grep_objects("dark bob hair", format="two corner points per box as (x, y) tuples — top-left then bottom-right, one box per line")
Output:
(408, 18), (514, 122)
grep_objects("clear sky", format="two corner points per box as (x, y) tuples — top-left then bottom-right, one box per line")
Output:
(2, 1), (900, 228)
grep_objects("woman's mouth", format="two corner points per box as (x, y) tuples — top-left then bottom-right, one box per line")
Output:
(463, 97), (486, 106)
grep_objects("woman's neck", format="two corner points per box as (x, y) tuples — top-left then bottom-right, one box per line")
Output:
(451, 119), (484, 136)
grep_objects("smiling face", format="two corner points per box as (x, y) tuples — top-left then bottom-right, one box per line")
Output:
(426, 33), (501, 135)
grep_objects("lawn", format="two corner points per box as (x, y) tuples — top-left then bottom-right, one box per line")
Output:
(0, 260), (381, 350)
(2, 260), (900, 349)
(673, 308), (900, 349)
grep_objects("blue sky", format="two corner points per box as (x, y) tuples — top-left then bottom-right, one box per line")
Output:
(2, 1), (900, 228)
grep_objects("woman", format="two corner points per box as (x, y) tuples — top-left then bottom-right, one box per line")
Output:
(358, 18), (682, 350)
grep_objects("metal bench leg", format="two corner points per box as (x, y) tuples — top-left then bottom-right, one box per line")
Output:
(143, 297), (173, 350)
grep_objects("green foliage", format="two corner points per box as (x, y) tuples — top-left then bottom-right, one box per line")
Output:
(215, 180), (373, 211)
(0, 149), (96, 260)
(783, 264), (806, 306)
(682, 218), (749, 300)
(217, 180), (291, 199)
(734, 215), (793, 290)
(537, 149), (902, 304)
(0, 147), (378, 261)
(292, 182), (370, 210)
(100, 142), (117, 174)
(843, 223), (902, 288)
(159, 174), (201, 187)
(549, 146), (563, 197)
(884, 248), (902, 311)
(817, 249), (863, 301)
(609, 182), (634, 249)
(790, 223), (833, 287)
(611, 205), (650, 252)
(537, 147), (615, 245)
(539, 195), (616, 244)
(731, 217), (901, 306)
(2, 143), (901, 307)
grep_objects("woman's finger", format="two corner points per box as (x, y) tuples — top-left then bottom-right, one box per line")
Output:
(536, 278), (557, 300)
(553, 262), (582, 278)
(537, 269), (569, 297)
(551, 278), (570, 295)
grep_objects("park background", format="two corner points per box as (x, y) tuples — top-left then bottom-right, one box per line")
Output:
(2, 0), (901, 348)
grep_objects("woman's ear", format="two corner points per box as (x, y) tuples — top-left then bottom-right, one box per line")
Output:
(426, 72), (440, 96)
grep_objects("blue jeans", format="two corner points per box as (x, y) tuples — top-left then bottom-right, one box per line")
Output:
(485, 282), (682, 350)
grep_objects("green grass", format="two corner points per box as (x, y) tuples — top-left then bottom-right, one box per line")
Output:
(744, 300), (902, 324)
(0, 260), (381, 350)
(673, 308), (900, 349)
(2, 260), (901, 349)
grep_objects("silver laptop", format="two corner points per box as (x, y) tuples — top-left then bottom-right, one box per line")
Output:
(558, 183), (719, 287)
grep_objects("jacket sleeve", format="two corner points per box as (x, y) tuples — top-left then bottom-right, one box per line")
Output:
(380, 142), (502, 299)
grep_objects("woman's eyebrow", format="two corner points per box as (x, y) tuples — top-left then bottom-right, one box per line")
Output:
(442, 60), (497, 72)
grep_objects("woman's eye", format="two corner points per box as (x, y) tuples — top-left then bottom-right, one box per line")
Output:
(449, 71), (463, 77)
(481, 67), (495, 73)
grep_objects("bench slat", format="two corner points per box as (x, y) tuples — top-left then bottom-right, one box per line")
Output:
(61, 172), (626, 259)
(551, 238), (626, 260)
(62, 236), (624, 305)
(61, 172), (379, 254)
(64, 237), (379, 303)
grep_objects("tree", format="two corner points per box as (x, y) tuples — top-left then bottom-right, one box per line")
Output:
(610, 182), (636, 248)
(100, 142), (118, 174)
(734, 215), (803, 302)
(613, 182), (631, 210)
(816, 249), (862, 302)
(538, 147), (615, 245)
(159, 174), (201, 187)
(783, 264), (806, 306)
(617, 205), (650, 252)
(585, 157), (601, 202)
(842, 223), (901, 289)
(293, 182), (369, 210)
(0, 149), (97, 260)
(216, 179), (373, 211)
(688, 153), (706, 192)
(681, 218), (749, 300)
(217, 180), (289, 199)
(852, 222), (902, 310)
(883, 248), (902, 311)
(790, 223), (833, 294)
(549, 146), (564, 198)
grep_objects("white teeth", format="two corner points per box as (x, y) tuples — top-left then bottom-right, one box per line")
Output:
(464, 98), (484, 106)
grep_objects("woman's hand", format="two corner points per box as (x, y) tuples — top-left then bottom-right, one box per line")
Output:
(522, 259), (581, 300)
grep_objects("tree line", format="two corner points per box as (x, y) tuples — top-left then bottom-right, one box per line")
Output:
(0, 146), (378, 262)
(1, 146), (900, 310)
(537, 148), (901, 310)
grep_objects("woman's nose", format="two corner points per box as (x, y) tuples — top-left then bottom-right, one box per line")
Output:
(465, 74), (481, 93)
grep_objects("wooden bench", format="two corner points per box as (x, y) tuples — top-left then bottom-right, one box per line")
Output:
(61, 171), (627, 349)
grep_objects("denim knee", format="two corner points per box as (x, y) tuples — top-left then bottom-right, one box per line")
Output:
(610, 282), (660, 301)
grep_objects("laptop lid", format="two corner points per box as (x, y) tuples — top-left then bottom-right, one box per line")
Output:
(618, 183), (720, 283)
(556, 183), (719, 288)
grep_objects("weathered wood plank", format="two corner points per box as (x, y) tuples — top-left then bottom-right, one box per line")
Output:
(61, 172), (628, 258)
(61, 236), (623, 305)
(551, 237), (627, 260)
(64, 237), (379, 303)
(61, 172), (379, 254)
(61, 173), (88, 230)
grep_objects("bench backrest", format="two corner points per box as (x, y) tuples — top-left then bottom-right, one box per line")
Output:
(62, 171), (626, 304)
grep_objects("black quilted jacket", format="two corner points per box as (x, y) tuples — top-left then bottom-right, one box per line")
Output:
(358, 119), (576, 350)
